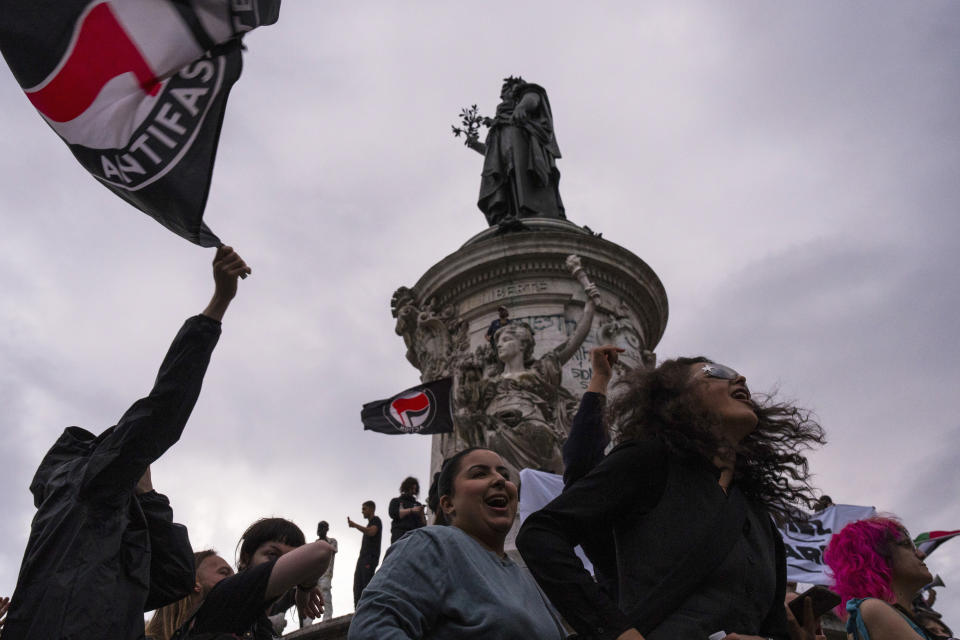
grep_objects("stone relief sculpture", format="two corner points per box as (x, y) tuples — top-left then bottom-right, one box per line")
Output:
(598, 301), (642, 350)
(451, 347), (489, 449)
(391, 287), (467, 381)
(392, 286), (421, 369)
(391, 254), (648, 481)
(456, 258), (599, 478)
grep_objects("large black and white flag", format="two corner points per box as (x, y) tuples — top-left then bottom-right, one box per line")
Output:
(361, 378), (455, 436)
(779, 504), (877, 584)
(0, 0), (281, 246)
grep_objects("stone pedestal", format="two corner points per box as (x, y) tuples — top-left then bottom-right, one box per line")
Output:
(390, 219), (668, 477)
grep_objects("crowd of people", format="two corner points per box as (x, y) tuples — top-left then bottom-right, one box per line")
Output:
(0, 249), (953, 640)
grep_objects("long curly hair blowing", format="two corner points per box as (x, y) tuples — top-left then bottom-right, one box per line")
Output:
(608, 356), (825, 522)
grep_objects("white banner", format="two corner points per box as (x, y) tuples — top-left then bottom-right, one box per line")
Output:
(780, 504), (876, 584)
(518, 469), (875, 586)
(518, 469), (594, 574)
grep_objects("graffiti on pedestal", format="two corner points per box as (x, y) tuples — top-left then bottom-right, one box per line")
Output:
(503, 307), (649, 391)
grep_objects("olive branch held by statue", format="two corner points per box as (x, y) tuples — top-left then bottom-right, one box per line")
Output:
(451, 104), (491, 147)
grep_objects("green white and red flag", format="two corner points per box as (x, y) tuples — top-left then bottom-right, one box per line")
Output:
(914, 529), (960, 556)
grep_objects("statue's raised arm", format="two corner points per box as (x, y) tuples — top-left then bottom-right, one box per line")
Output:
(554, 255), (599, 365)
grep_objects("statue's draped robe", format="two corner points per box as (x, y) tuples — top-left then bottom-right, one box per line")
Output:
(479, 351), (576, 479)
(478, 83), (565, 225)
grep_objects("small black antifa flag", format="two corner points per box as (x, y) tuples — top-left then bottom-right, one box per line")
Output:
(361, 378), (455, 435)
(0, 0), (281, 247)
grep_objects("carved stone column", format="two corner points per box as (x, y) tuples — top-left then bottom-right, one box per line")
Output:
(391, 219), (668, 477)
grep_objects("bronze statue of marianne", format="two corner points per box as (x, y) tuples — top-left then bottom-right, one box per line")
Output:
(459, 76), (565, 226)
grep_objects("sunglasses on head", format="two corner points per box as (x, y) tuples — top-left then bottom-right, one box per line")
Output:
(700, 363), (741, 380)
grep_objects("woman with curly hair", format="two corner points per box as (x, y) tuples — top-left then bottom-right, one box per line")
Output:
(517, 351), (826, 640)
(824, 517), (943, 639)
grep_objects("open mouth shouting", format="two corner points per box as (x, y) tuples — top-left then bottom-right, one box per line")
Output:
(484, 493), (512, 515)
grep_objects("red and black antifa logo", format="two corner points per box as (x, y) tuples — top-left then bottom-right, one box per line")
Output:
(80, 58), (224, 190)
(384, 389), (439, 434)
(360, 378), (453, 436)
(23, 1), (227, 191)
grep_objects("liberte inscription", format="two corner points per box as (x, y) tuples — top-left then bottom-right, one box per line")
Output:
(494, 281), (549, 299)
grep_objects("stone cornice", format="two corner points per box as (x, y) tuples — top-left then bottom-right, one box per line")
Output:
(411, 230), (669, 348)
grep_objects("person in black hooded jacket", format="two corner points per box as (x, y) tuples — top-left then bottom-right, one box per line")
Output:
(3, 246), (250, 640)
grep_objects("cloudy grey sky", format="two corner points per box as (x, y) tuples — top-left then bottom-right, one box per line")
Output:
(2, 0), (959, 627)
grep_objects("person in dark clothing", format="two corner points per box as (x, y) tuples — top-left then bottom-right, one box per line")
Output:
(145, 549), (234, 640)
(561, 345), (623, 604)
(0, 596), (9, 632)
(0, 595), (8, 633)
(388, 476), (426, 543)
(3, 246), (250, 640)
(517, 353), (827, 640)
(485, 305), (511, 349)
(348, 500), (382, 605)
(189, 517), (332, 640)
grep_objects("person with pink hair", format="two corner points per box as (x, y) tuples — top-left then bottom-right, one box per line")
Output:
(824, 516), (939, 639)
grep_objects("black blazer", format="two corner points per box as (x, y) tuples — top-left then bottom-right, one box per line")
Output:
(517, 438), (789, 640)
